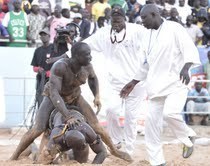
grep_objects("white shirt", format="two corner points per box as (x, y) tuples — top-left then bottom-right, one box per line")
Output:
(175, 5), (192, 24)
(185, 24), (204, 43)
(134, 20), (201, 99)
(83, 22), (147, 97)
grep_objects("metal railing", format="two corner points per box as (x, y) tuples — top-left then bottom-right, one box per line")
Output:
(0, 39), (42, 44)
(2, 76), (36, 127)
(182, 79), (210, 115)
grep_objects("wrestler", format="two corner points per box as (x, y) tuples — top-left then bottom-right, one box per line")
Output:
(38, 105), (107, 164)
(10, 42), (132, 162)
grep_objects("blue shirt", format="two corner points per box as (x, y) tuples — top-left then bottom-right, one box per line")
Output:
(188, 87), (210, 102)
(0, 23), (9, 37)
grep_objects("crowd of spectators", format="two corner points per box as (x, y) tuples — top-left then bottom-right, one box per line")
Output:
(0, 0), (210, 47)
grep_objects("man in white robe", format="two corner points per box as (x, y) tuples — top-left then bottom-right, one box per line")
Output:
(82, 6), (147, 155)
(120, 4), (201, 166)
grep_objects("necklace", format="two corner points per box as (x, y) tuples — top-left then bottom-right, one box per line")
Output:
(110, 27), (126, 44)
(147, 23), (163, 56)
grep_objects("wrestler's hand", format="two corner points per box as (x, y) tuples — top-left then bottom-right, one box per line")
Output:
(120, 80), (139, 98)
(93, 96), (101, 115)
(180, 62), (193, 85)
(66, 116), (81, 128)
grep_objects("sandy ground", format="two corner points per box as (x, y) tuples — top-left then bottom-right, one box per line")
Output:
(0, 125), (210, 166)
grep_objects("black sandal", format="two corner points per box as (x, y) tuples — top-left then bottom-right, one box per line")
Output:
(182, 136), (196, 158)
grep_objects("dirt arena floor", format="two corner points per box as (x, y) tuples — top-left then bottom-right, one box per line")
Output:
(0, 125), (209, 166)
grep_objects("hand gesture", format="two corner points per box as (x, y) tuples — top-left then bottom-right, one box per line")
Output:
(93, 96), (102, 115)
(65, 35), (73, 45)
(180, 63), (192, 85)
(120, 80), (138, 98)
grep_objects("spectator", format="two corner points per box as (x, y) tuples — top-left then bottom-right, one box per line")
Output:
(0, 2), (6, 22)
(186, 81), (210, 125)
(45, 4), (69, 42)
(30, 28), (54, 107)
(85, 0), (95, 14)
(127, 1), (142, 23)
(97, 16), (105, 28)
(191, 0), (202, 24)
(200, 0), (208, 8)
(38, 0), (54, 19)
(72, 12), (90, 41)
(91, 0), (111, 21)
(89, 14), (97, 35)
(203, 51), (210, 92)
(0, 22), (10, 46)
(164, 0), (176, 12)
(0, 0), (9, 13)
(127, 0), (137, 12)
(197, 8), (208, 28)
(175, 0), (191, 24)
(27, 0), (46, 47)
(196, 8), (208, 45)
(200, 8), (210, 45)
(7, 0), (16, 11)
(167, 7), (183, 25)
(108, 0), (128, 12)
(2, 0), (29, 47)
(21, 0), (31, 14)
(160, 8), (170, 19)
(61, 0), (86, 12)
(104, 7), (111, 25)
(61, 8), (72, 23)
(184, 15), (204, 45)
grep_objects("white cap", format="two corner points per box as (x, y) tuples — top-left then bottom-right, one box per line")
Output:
(73, 13), (82, 19)
(31, 0), (39, 6)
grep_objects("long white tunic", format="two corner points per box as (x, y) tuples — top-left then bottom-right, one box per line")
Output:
(84, 22), (147, 97)
(134, 20), (201, 99)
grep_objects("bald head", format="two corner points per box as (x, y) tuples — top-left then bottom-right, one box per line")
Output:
(140, 4), (162, 29)
(141, 4), (160, 16)
(71, 42), (92, 66)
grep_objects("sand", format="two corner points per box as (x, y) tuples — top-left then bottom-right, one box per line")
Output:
(0, 125), (209, 166)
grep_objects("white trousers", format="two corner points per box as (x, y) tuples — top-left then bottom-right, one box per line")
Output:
(145, 88), (196, 165)
(106, 89), (143, 155)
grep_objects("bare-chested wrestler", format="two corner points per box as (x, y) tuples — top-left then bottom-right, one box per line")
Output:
(10, 42), (132, 162)
(38, 105), (107, 164)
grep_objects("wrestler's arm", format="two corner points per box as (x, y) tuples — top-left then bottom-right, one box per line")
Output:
(49, 62), (69, 119)
(86, 64), (99, 98)
(82, 124), (107, 164)
(86, 64), (101, 112)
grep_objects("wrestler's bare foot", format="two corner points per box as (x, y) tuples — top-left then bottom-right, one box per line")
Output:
(110, 149), (133, 162)
(9, 155), (18, 161)
(37, 148), (55, 164)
